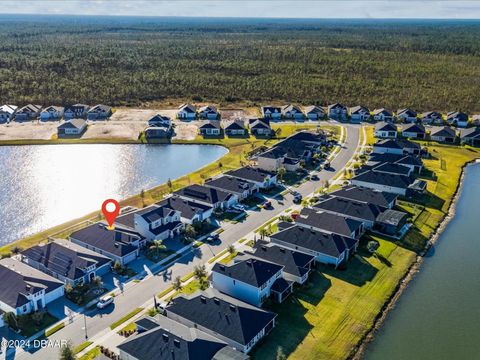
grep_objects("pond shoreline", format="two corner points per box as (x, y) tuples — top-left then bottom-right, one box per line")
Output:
(350, 158), (477, 360)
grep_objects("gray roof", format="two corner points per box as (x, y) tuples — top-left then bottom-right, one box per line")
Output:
(205, 175), (255, 195)
(402, 123), (426, 134)
(447, 111), (468, 122)
(137, 205), (177, 223)
(374, 138), (421, 150)
(21, 239), (111, 281)
(0, 258), (63, 309)
(422, 111), (442, 118)
(430, 126), (456, 138)
(261, 105), (281, 113)
(70, 223), (141, 258)
(18, 104), (42, 113)
(351, 170), (413, 190)
(213, 346), (250, 360)
(375, 121), (397, 132)
(328, 103), (347, 110)
(226, 166), (275, 184)
(200, 121), (221, 130)
(367, 153), (423, 168)
(178, 103), (196, 113)
(248, 241), (314, 278)
(212, 256), (283, 287)
(287, 131), (326, 144)
(304, 105), (324, 114)
(397, 108), (417, 117)
(281, 104), (302, 114)
(270, 225), (357, 257)
(166, 289), (276, 346)
(296, 207), (363, 237)
(329, 185), (397, 209)
(156, 196), (213, 221)
(118, 315), (227, 360)
(372, 163), (412, 176)
(58, 118), (86, 130)
(225, 119), (246, 131)
(461, 127), (480, 139)
(175, 184), (234, 205)
(313, 196), (383, 222)
(350, 105), (370, 114)
(373, 108), (393, 116)
(88, 104), (112, 113)
(376, 209), (408, 227)
(249, 118), (270, 130)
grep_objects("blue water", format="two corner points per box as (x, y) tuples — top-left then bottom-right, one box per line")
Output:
(0, 144), (227, 245)
(365, 163), (480, 360)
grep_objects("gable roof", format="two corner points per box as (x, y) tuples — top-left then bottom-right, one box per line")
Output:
(374, 138), (421, 150)
(367, 153), (423, 168)
(375, 121), (397, 132)
(0, 105), (18, 114)
(351, 170), (413, 190)
(422, 111), (442, 118)
(0, 258), (63, 309)
(287, 131), (326, 144)
(18, 104), (42, 113)
(58, 118), (86, 130)
(460, 127), (480, 139)
(199, 105), (218, 113)
(226, 166), (275, 183)
(372, 162), (412, 176)
(397, 108), (417, 117)
(313, 197), (383, 222)
(261, 105), (281, 114)
(430, 126), (456, 138)
(376, 209), (408, 227)
(118, 315), (227, 360)
(281, 104), (302, 113)
(148, 114), (171, 124)
(88, 104), (111, 113)
(304, 105), (324, 114)
(137, 204), (178, 223)
(212, 256), (283, 287)
(175, 184), (234, 205)
(447, 111), (468, 122)
(21, 239), (111, 281)
(156, 196), (213, 221)
(249, 118), (270, 130)
(178, 103), (196, 113)
(166, 289), (276, 346)
(329, 185), (397, 209)
(350, 105), (370, 114)
(328, 103), (347, 110)
(205, 175), (255, 195)
(270, 225), (357, 257)
(296, 207), (363, 237)
(200, 121), (221, 130)
(402, 123), (426, 134)
(225, 119), (246, 131)
(42, 105), (64, 112)
(373, 108), (393, 116)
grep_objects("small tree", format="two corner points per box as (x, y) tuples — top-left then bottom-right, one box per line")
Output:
(92, 276), (103, 288)
(59, 340), (76, 360)
(227, 245), (236, 254)
(276, 346), (287, 360)
(277, 167), (286, 182)
(3, 312), (18, 331)
(173, 276), (183, 291)
(184, 224), (197, 242)
(149, 240), (167, 259)
(113, 260), (123, 273)
(11, 246), (22, 255)
(193, 265), (208, 289)
(367, 240), (380, 254)
(167, 178), (173, 191)
(259, 227), (269, 241)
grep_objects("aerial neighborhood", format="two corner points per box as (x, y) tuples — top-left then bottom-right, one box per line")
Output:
(0, 98), (479, 359)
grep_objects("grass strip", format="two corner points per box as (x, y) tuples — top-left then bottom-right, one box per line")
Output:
(110, 308), (144, 330)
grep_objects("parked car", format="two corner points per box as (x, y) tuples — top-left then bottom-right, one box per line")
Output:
(233, 204), (246, 211)
(311, 174), (319, 181)
(264, 200), (273, 209)
(323, 161), (331, 169)
(292, 191), (303, 203)
(206, 234), (220, 242)
(97, 295), (114, 309)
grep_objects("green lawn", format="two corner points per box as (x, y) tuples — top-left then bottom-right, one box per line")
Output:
(16, 312), (59, 338)
(110, 308), (144, 330)
(78, 346), (100, 360)
(253, 142), (480, 360)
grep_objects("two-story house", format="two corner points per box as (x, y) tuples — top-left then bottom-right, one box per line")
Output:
(40, 106), (64, 121)
(15, 104), (42, 121)
(0, 105), (17, 123)
(64, 104), (90, 119)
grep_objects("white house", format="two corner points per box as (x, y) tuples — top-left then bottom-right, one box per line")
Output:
(373, 138), (422, 155)
(261, 105), (282, 121)
(174, 184), (239, 209)
(430, 126), (457, 143)
(133, 205), (183, 241)
(421, 111), (443, 125)
(226, 166), (277, 189)
(281, 104), (304, 120)
(198, 105), (219, 120)
(57, 118), (87, 137)
(304, 105), (325, 120)
(446, 111), (468, 128)
(373, 108), (393, 122)
(15, 104), (42, 121)
(0, 258), (64, 316)
(349, 105), (370, 122)
(64, 104), (90, 119)
(396, 108), (418, 123)
(351, 170), (412, 196)
(328, 103), (347, 120)
(211, 257), (289, 306)
(177, 103), (196, 121)
(0, 105), (18, 123)
(156, 196), (214, 225)
(40, 106), (64, 121)
(374, 122), (398, 138)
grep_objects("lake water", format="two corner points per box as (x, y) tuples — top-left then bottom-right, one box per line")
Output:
(364, 163), (480, 360)
(0, 144), (227, 246)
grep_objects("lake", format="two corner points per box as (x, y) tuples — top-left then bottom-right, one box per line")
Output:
(364, 163), (480, 360)
(0, 144), (227, 246)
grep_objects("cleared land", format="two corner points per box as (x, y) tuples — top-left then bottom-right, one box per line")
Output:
(252, 130), (480, 359)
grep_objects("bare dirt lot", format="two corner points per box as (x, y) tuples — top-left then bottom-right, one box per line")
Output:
(0, 121), (58, 141)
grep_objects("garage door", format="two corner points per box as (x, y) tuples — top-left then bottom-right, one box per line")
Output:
(45, 286), (65, 305)
(122, 251), (137, 265)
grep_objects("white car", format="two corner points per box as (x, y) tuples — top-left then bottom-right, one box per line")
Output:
(233, 204), (246, 211)
(97, 295), (114, 309)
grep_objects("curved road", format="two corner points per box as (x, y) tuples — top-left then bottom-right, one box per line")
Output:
(8, 123), (360, 360)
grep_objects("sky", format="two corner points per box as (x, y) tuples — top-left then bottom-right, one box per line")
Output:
(0, 1), (479, 19)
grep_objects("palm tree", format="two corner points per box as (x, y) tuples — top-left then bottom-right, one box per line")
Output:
(193, 265), (208, 289)
(173, 276), (182, 291)
(227, 245), (236, 254)
(259, 228), (269, 241)
(149, 240), (166, 260)
(277, 167), (286, 182)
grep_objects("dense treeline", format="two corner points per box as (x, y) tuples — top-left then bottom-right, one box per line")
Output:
(0, 16), (479, 112)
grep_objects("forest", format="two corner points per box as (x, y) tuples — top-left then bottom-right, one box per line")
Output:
(0, 15), (479, 112)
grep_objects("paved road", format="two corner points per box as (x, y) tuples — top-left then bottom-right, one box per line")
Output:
(6, 124), (360, 360)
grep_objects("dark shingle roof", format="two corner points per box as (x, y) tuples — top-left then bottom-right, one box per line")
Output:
(58, 119), (86, 130)
(166, 289), (276, 346)
(21, 240), (111, 281)
(178, 103), (196, 113)
(330, 185), (397, 209)
(373, 163), (412, 176)
(430, 126), (456, 138)
(226, 166), (275, 184)
(375, 121), (397, 132)
(270, 225), (357, 257)
(313, 197), (383, 222)
(156, 196), (212, 221)
(351, 170), (413, 190)
(374, 138), (421, 150)
(205, 175), (255, 195)
(350, 105), (370, 114)
(249, 118), (270, 130)
(397, 108), (417, 117)
(70, 223), (140, 258)
(304, 105), (324, 114)
(402, 123), (426, 134)
(367, 153), (423, 167)
(376, 209), (408, 227)
(175, 184), (234, 205)
(373, 108), (393, 116)
(461, 127), (480, 139)
(296, 207), (363, 237)
(200, 121), (221, 130)
(447, 111), (468, 122)
(212, 256), (283, 287)
(225, 119), (246, 131)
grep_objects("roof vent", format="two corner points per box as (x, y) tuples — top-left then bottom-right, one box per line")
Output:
(174, 339), (180, 348)
(229, 305), (236, 312)
(213, 298), (220, 305)
(279, 248), (286, 253)
(261, 246), (267, 251)
(200, 296), (206, 304)
(162, 334), (169, 342)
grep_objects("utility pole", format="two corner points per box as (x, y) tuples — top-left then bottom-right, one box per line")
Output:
(83, 314), (88, 339)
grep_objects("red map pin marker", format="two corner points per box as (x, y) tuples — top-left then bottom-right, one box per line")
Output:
(102, 199), (120, 230)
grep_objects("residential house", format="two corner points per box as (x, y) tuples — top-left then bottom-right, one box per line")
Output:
(372, 138), (422, 155)
(148, 114), (172, 127)
(261, 105), (282, 121)
(211, 256), (289, 306)
(349, 105), (370, 122)
(224, 119), (247, 136)
(0, 105), (17, 123)
(57, 118), (87, 137)
(15, 104), (42, 121)
(226, 166), (277, 189)
(269, 225), (358, 268)
(247, 241), (315, 284)
(430, 126), (457, 143)
(256, 147), (300, 172)
(0, 258), (64, 316)
(145, 125), (173, 140)
(367, 162), (413, 177)
(198, 105), (219, 120)
(295, 207), (364, 238)
(117, 315), (238, 360)
(177, 104), (196, 121)
(165, 289), (276, 354)
(40, 106), (64, 121)
(350, 170), (413, 196)
(87, 104), (112, 120)
(20, 239), (111, 286)
(396, 108), (418, 123)
(329, 185), (398, 209)
(312, 197), (383, 229)
(130, 205), (183, 241)
(421, 111), (443, 125)
(70, 223), (145, 265)
(460, 127), (480, 147)
(446, 111), (469, 128)
(287, 130), (327, 146)
(199, 121), (222, 136)
(472, 115), (480, 126)
(328, 103), (347, 121)
(401, 123), (426, 139)
(374, 122), (398, 138)
(304, 105), (325, 120)
(205, 175), (257, 200)
(373, 108), (393, 122)
(374, 209), (409, 236)
(156, 196), (214, 225)
(249, 118), (272, 137)
(174, 184), (238, 209)
(367, 153), (423, 174)
(64, 104), (90, 119)
(281, 104), (304, 120)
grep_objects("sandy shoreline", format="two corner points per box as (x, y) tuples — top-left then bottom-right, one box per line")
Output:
(350, 159), (478, 360)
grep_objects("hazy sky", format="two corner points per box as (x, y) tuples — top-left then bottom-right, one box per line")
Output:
(0, 1), (479, 19)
